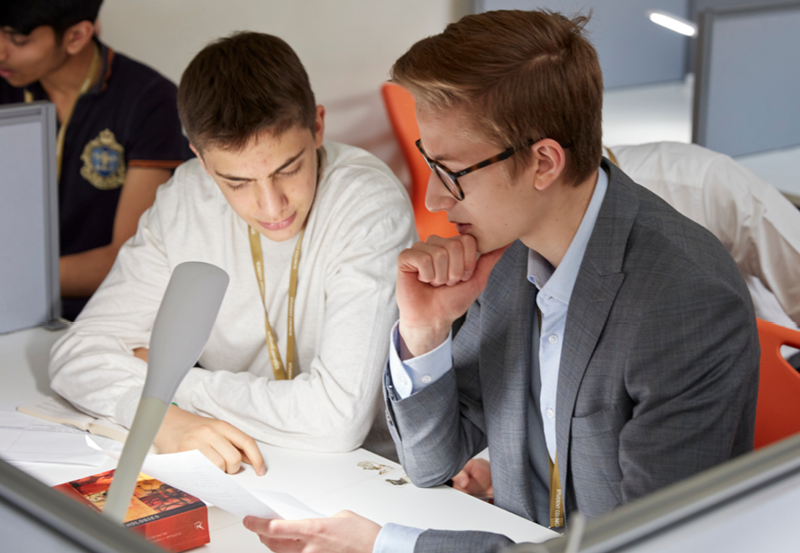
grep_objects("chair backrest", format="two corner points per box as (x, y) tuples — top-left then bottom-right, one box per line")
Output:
(755, 318), (800, 449)
(381, 82), (457, 241)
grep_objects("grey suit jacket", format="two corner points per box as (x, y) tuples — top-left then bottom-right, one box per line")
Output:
(384, 160), (760, 553)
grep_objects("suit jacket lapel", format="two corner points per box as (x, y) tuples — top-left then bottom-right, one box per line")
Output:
(555, 161), (637, 506)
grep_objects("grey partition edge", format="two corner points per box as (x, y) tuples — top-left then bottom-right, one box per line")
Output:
(507, 432), (800, 552)
(0, 456), (163, 552)
(692, 1), (800, 157)
(0, 101), (61, 333)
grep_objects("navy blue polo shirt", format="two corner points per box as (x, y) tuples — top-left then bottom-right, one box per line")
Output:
(1, 40), (193, 319)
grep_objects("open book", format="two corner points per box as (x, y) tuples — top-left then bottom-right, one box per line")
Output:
(17, 396), (129, 444)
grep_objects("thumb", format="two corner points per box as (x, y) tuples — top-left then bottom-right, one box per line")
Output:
(469, 244), (511, 289)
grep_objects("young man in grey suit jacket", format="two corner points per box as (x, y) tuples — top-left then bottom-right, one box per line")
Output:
(244, 9), (760, 553)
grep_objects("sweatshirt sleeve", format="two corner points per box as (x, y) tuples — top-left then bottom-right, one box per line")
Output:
(49, 178), (174, 427)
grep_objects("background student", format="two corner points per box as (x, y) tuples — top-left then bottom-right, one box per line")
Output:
(49, 32), (416, 472)
(0, 0), (191, 319)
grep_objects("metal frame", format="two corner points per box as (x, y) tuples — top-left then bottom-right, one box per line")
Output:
(692, 1), (800, 150)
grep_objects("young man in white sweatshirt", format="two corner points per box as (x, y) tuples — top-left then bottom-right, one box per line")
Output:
(49, 32), (416, 473)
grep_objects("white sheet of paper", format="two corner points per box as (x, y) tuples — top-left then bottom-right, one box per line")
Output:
(250, 490), (324, 520)
(0, 405), (119, 466)
(87, 437), (321, 520)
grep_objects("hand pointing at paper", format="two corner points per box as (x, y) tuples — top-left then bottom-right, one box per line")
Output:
(134, 347), (265, 475)
(154, 404), (266, 476)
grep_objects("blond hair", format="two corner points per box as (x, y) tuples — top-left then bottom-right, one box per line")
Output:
(391, 9), (603, 186)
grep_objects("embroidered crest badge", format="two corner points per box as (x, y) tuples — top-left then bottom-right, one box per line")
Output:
(80, 129), (126, 190)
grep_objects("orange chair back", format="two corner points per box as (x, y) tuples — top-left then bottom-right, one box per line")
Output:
(381, 82), (458, 241)
(754, 318), (800, 449)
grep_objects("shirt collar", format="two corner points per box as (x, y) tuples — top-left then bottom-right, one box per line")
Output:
(527, 166), (609, 304)
(86, 39), (114, 95)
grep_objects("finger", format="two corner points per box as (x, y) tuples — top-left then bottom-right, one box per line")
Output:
(406, 242), (450, 286)
(222, 427), (266, 476)
(197, 444), (228, 472)
(451, 471), (469, 491)
(471, 244), (511, 289)
(253, 518), (326, 541)
(244, 518), (305, 553)
(260, 536), (304, 553)
(460, 235), (478, 280)
(200, 427), (245, 474)
(398, 247), (437, 283)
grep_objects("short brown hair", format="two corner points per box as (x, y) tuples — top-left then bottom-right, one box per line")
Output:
(391, 9), (603, 186)
(178, 32), (316, 152)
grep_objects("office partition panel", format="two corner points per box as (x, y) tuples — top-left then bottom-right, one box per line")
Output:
(693, 2), (800, 157)
(508, 432), (800, 553)
(0, 102), (60, 333)
(474, 0), (690, 89)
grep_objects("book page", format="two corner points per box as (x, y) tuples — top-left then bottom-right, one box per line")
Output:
(0, 403), (120, 466)
(17, 396), (128, 444)
(17, 396), (95, 431)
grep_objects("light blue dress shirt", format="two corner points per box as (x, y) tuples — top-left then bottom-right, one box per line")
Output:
(377, 168), (608, 553)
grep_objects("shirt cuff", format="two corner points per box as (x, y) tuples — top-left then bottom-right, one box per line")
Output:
(388, 321), (452, 399)
(372, 523), (424, 553)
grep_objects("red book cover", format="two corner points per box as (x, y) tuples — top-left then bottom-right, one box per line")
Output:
(54, 469), (210, 552)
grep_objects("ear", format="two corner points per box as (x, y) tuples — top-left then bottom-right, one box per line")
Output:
(189, 143), (209, 173)
(313, 105), (326, 148)
(61, 21), (95, 56)
(529, 139), (566, 191)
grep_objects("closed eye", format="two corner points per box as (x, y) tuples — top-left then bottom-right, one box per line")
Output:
(225, 180), (249, 191)
(277, 162), (302, 178)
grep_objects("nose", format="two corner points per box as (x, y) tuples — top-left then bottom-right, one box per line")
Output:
(255, 181), (287, 219)
(424, 171), (457, 214)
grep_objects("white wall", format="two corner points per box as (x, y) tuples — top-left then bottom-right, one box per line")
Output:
(97, 0), (471, 186)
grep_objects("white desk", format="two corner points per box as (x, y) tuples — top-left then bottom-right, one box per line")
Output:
(0, 325), (558, 551)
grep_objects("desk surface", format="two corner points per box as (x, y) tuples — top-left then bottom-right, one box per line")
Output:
(0, 325), (557, 551)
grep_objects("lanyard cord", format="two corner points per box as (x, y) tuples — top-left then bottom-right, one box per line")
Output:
(25, 43), (102, 180)
(249, 226), (304, 381)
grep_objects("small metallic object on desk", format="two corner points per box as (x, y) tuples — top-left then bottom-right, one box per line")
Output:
(103, 262), (229, 523)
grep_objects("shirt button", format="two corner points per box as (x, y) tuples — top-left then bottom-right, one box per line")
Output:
(400, 376), (409, 385)
(546, 408), (555, 419)
(549, 334), (558, 344)
(421, 375), (432, 384)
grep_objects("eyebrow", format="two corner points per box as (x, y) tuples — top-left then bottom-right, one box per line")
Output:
(214, 148), (306, 181)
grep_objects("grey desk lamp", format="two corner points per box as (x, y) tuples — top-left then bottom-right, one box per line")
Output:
(103, 261), (229, 523)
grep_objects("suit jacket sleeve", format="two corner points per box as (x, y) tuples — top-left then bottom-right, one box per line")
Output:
(617, 272), (759, 502)
(385, 298), (490, 488)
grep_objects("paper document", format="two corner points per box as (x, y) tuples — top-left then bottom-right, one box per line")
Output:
(87, 437), (322, 520)
(0, 403), (121, 466)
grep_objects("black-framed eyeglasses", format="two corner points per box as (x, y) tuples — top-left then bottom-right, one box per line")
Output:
(415, 138), (571, 201)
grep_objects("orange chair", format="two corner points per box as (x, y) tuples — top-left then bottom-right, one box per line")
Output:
(754, 318), (800, 449)
(381, 82), (458, 241)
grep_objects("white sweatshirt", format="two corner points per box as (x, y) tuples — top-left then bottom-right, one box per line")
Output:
(607, 142), (800, 330)
(49, 142), (416, 452)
